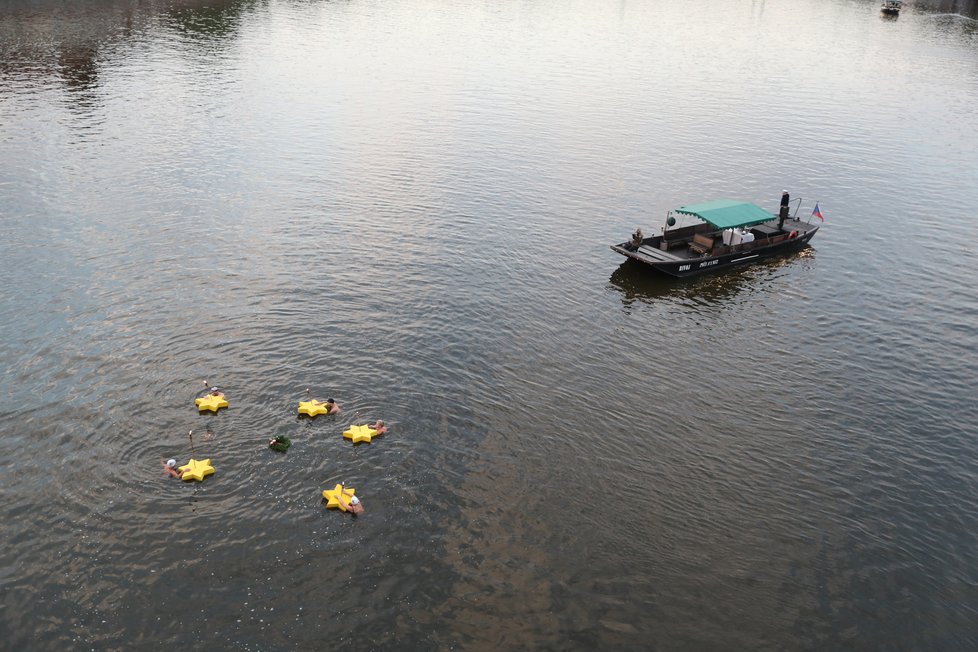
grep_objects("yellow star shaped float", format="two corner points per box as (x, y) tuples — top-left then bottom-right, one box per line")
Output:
(343, 424), (379, 444)
(179, 458), (215, 482)
(322, 483), (355, 511)
(195, 394), (228, 413)
(298, 400), (328, 417)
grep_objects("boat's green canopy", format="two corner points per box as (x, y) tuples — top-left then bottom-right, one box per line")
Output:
(675, 199), (774, 230)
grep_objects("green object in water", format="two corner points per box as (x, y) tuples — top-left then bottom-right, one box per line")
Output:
(269, 436), (292, 452)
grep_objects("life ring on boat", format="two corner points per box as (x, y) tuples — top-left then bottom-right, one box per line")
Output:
(788, 230), (798, 239)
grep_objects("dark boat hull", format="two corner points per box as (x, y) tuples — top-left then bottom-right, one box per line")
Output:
(610, 227), (817, 278)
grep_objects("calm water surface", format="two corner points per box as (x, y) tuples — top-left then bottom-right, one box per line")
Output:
(2, 0), (978, 648)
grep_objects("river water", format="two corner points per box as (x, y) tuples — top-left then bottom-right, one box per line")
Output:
(2, 0), (977, 648)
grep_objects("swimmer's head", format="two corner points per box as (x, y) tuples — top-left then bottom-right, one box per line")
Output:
(210, 386), (219, 392)
(375, 420), (384, 426)
(166, 459), (177, 468)
(326, 398), (334, 404)
(350, 495), (360, 505)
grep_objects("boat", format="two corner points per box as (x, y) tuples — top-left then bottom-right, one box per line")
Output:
(880, 0), (901, 14)
(610, 198), (819, 277)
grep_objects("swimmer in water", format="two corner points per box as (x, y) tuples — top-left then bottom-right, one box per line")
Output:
(162, 458), (182, 479)
(305, 391), (339, 414)
(200, 380), (225, 399)
(337, 483), (363, 515)
(370, 420), (387, 436)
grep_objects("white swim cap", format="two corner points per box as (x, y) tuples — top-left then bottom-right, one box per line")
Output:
(350, 495), (360, 505)
(166, 459), (177, 468)
(211, 387), (219, 391)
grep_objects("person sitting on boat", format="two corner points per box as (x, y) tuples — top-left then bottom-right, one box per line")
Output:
(630, 228), (644, 250)
(778, 190), (790, 230)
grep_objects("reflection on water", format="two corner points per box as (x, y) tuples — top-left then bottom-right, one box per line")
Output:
(608, 248), (816, 312)
(609, 260), (753, 308)
(165, 0), (256, 38)
(912, 0), (978, 37)
(0, 0), (252, 87)
(917, 0), (978, 18)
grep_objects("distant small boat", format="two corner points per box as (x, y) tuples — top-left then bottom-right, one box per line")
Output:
(610, 199), (820, 277)
(880, 0), (902, 14)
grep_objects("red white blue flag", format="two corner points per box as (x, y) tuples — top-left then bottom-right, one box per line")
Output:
(811, 202), (824, 221)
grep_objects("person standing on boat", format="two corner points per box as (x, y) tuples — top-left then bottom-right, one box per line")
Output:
(778, 191), (790, 230)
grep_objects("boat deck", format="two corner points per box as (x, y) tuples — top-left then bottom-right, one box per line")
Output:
(614, 218), (816, 264)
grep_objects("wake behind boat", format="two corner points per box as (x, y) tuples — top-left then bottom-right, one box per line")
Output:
(610, 196), (821, 277)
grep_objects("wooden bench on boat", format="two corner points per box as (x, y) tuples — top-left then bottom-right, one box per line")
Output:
(689, 233), (715, 255)
(660, 223), (710, 251)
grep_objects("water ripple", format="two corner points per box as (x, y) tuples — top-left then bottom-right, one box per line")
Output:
(2, 0), (978, 648)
